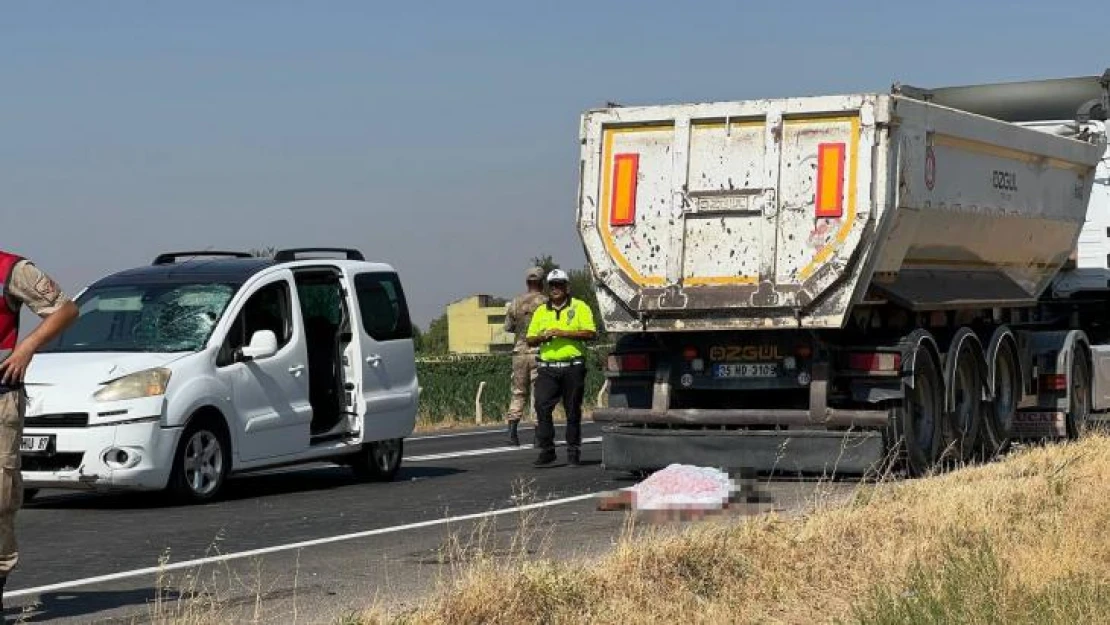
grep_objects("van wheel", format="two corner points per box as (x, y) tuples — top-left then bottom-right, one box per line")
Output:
(23, 488), (39, 504)
(168, 419), (231, 504)
(351, 439), (403, 482)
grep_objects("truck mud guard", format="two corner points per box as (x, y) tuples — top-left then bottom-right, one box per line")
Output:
(984, 325), (1022, 400)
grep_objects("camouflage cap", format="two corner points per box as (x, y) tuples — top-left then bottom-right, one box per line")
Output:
(526, 266), (545, 281)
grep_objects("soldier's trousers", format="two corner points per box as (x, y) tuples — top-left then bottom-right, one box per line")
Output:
(0, 389), (24, 578)
(508, 352), (538, 422)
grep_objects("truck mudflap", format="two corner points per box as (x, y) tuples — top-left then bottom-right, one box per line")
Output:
(600, 425), (888, 476)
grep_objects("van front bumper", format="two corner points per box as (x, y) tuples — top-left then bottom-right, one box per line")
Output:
(21, 419), (182, 492)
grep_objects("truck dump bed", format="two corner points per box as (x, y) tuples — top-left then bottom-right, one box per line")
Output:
(578, 92), (1106, 333)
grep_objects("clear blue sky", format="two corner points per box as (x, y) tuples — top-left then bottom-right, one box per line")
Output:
(3, 1), (1106, 327)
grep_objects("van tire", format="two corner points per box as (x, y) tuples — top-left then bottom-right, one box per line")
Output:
(351, 439), (403, 482)
(167, 417), (232, 504)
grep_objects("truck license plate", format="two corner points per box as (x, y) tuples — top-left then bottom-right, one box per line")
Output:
(21, 435), (54, 454)
(1012, 411), (1067, 438)
(713, 363), (778, 378)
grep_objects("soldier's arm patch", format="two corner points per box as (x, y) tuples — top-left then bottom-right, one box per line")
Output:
(10, 261), (71, 316)
(34, 274), (62, 305)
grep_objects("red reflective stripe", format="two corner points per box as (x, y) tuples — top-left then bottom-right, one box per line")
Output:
(610, 153), (639, 226)
(849, 352), (901, 372)
(815, 143), (846, 218)
(1039, 374), (1068, 391)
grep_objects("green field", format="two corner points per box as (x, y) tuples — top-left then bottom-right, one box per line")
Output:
(416, 349), (609, 425)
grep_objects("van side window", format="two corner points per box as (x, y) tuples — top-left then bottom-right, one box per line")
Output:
(354, 273), (412, 341)
(219, 281), (293, 365)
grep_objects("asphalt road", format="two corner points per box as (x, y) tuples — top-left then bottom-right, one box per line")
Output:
(4, 422), (859, 624)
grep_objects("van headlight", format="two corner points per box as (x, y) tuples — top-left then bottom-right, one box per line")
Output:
(94, 368), (172, 402)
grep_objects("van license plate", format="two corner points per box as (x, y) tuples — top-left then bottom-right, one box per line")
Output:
(21, 435), (54, 454)
(714, 363), (778, 378)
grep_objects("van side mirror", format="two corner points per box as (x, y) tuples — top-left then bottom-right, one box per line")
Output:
(239, 330), (278, 361)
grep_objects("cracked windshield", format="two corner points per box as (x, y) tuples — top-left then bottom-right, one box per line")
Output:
(44, 283), (236, 353)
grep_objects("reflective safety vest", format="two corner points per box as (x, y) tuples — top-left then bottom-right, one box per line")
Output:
(0, 251), (22, 358)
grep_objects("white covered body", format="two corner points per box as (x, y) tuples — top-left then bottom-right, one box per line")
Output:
(577, 94), (1106, 333)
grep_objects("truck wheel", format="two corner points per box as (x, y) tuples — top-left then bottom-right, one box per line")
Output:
(1066, 352), (1091, 440)
(942, 338), (984, 465)
(23, 488), (39, 504)
(351, 439), (403, 482)
(981, 340), (1019, 458)
(886, 342), (943, 478)
(167, 419), (231, 504)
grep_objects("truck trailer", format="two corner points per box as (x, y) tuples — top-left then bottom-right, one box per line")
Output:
(581, 70), (1110, 477)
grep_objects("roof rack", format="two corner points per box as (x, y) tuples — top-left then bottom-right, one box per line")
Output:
(152, 251), (254, 266)
(274, 248), (366, 262)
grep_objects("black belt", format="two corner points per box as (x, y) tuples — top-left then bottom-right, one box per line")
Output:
(0, 382), (23, 395)
(536, 359), (585, 368)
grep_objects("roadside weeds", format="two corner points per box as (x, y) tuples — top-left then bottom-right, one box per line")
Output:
(353, 434), (1110, 624)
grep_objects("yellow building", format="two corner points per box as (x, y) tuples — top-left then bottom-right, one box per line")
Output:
(447, 295), (515, 354)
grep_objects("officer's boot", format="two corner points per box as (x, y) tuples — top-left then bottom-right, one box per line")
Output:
(567, 448), (581, 466)
(533, 449), (557, 466)
(507, 418), (520, 447)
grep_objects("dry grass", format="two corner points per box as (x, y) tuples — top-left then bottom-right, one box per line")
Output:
(353, 434), (1110, 624)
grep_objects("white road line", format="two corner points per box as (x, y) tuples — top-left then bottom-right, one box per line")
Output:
(409, 423), (573, 441)
(406, 436), (602, 462)
(7, 492), (601, 599)
(409, 428), (509, 440)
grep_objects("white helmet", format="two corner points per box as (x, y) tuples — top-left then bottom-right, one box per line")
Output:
(546, 269), (569, 284)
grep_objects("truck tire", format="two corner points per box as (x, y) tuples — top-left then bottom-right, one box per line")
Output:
(885, 341), (943, 478)
(942, 336), (985, 465)
(981, 339), (1019, 459)
(1066, 352), (1091, 440)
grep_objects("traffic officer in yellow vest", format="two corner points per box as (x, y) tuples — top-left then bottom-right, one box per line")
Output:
(0, 251), (78, 609)
(502, 267), (548, 446)
(525, 269), (596, 466)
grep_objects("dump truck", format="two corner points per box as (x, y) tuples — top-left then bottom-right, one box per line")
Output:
(580, 70), (1110, 476)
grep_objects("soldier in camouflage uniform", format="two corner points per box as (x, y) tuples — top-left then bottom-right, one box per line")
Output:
(0, 251), (78, 609)
(503, 267), (548, 446)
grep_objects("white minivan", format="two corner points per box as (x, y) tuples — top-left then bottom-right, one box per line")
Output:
(21, 248), (419, 503)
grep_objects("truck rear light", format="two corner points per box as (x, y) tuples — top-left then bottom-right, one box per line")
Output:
(795, 345), (813, 359)
(815, 143), (846, 219)
(849, 352), (901, 373)
(608, 353), (651, 373)
(682, 347), (699, 360)
(610, 153), (639, 226)
(1039, 373), (1067, 392)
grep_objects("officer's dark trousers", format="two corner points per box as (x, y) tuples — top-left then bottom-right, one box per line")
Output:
(533, 362), (586, 453)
